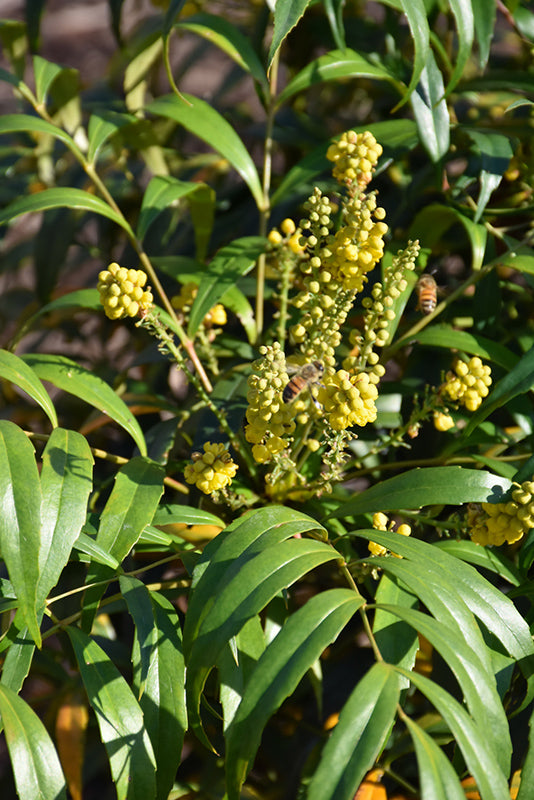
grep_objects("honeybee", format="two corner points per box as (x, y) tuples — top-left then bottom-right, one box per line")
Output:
(283, 360), (324, 403)
(416, 274), (438, 315)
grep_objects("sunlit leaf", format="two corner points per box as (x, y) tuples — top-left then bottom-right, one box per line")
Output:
(0, 349), (58, 427)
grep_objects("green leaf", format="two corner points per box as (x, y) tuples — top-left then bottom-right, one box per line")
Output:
(330, 466), (511, 518)
(446, 0), (475, 95)
(472, 0), (497, 68)
(0, 609), (43, 694)
(225, 589), (364, 799)
(0, 349), (58, 427)
(136, 592), (187, 800)
(0, 112), (84, 158)
(0, 422), (42, 647)
(0, 186), (133, 235)
(121, 575), (157, 697)
(307, 663), (400, 800)
(87, 110), (136, 164)
(268, 0), (312, 70)
(435, 539), (521, 586)
(22, 354), (147, 455)
(464, 346), (534, 437)
(410, 51), (450, 162)
(147, 94), (264, 209)
(409, 203), (487, 271)
(32, 54), (63, 105)
(0, 684), (67, 800)
(188, 237), (265, 337)
(403, 716), (466, 800)
(276, 48), (398, 106)
(73, 532), (120, 569)
(153, 503), (224, 527)
(219, 616), (265, 734)
(396, 666), (510, 800)
(466, 129), (513, 222)
(377, 604), (511, 774)
(137, 174), (214, 243)
(395, 0), (430, 107)
(412, 325), (518, 370)
(373, 574), (419, 682)
(67, 627), (157, 800)
(176, 13), (268, 91)
(517, 704), (534, 800)
(37, 429), (93, 605)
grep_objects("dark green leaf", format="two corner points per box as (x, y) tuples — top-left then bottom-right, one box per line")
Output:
(373, 574), (419, 681)
(435, 539), (521, 586)
(153, 504), (224, 527)
(120, 576), (156, 697)
(465, 129), (513, 221)
(0, 113), (84, 158)
(471, 0), (497, 68)
(446, 0), (474, 95)
(268, 0), (312, 70)
(137, 174), (214, 243)
(412, 325), (518, 370)
(409, 203), (487, 271)
(404, 716), (466, 800)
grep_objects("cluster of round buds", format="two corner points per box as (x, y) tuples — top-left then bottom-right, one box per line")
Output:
(466, 481), (534, 546)
(368, 512), (411, 556)
(171, 282), (227, 327)
(183, 442), (238, 494)
(441, 357), (492, 412)
(245, 343), (296, 464)
(326, 130), (383, 189)
(317, 370), (378, 431)
(98, 263), (153, 320)
(268, 218), (306, 256)
(433, 411), (455, 432)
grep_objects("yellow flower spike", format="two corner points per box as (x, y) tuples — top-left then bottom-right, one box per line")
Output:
(318, 370), (378, 431)
(98, 262), (153, 320)
(183, 442), (238, 494)
(467, 480), (534, 546)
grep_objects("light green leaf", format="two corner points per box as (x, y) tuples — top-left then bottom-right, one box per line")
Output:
(188, 236), (265, 337)
(121, 575), (157, 698)
(276, 48), (398, 106)
(87, 110), (136, 164)
(67, 627), (157, 800)
(0, 187), (133, 235)
(73, 532), (120, 569)
(307, 663), (400, 800)
(0, 349), (58, 427)
(472, 0), (497, 68)
(0, 422), (42, 647)
(147, 94), (264, 208)
(435, 539), (521, 586)
(331, 466), (511, 518)
(219, 616), (265, 734)
(23, 354), (147, 455)
(395, 0), (430, 107)
(153, 504), (224, 527)
(0, 684), (67, 800)
(0, 112), (84, 157)
(225, 589), (364, 799)
(410, 51), (450, 162)
(373, 574), (419, 683)
(37, 428), (93, 605)
(0, 609), (42, 694)
(33, 54), (63, 105)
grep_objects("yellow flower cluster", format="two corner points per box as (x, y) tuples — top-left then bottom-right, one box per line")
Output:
(171, 282), (227, 327)
(442, 357), (492, 412)
(326, 130), (383, 188)
(467, 481), (534, 546)
(183, 442), (238, 494)
(433, 411), (455, 431)
(245, 343), (296, 463)
(317, 370), (378, 430)
(98, 263), (153, 320)
(268, 218), (306, 256)
(368, 512), (411, 556)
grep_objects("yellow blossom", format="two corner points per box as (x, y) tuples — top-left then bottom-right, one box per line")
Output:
(98, 262), (153, 320)
(442, 357), (492, 412)
(467, 481), (534, 546)
(184, 442), (238, 494)
(326, 131), (383, 188)
(318, 370), (378, 430)
(434, 412), (455, 431)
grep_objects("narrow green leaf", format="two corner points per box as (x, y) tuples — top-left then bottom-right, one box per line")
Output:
(87, 110), (136, 164)
(188, 237), (265, 337)
(404, 716), (466, 800)
(37, 428), (93, 604)
(121, 575), (157, 697)
(33, 54), (63, 105)
(137, 174), (214, 242)
(268, 0), (312, 70)
(373, 574), (419, 680)
(409, 203), (487, 271)
(225, 589), (364, 799)
(466, 129), (513, 222)
(0, 609), (41, 694)
(23, 353), (147, 455)
(410, 51), (450, 162)
(276, 48), (398, 106)
(0, 684), (67, 800)
(67, 627), (157, 800)
(0, 349), (58, 427)
(395, 0), (430, 107)
(72, 532), (120, 569)
(331, 466), (511, 518)
(435, 539), (521, 586)
(0, 112), (83, 157)
(378, 604), (511, 774)
(413, 325), (518, 370)
(307, 663), (400, 800)
(153, 503), (224, 527)
(396, 666), (510, 800)
(176, 13), (268, 90)
(0, 422), (42, 647)
(0, 186), (133, 234)
(136, 592), (187, 800)
(472, 0), (497, 68)
(464, 346), (534, 437)
(517, 704), (534, 800)
(146, 94), (263, 208)
(446, 0), (475, 95)
(219, 616), (265, 734)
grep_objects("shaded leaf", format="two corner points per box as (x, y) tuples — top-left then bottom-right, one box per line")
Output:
(412, 325), (518, 370)
(0, 112), (84, 158)
(404, 716), (465, 800)
(87, 110), (136, 163)
(137, 174), (214, 243)
(268, 0), (312, 70)
(409, 203), (487, 271)
(410, 51), (450, 162)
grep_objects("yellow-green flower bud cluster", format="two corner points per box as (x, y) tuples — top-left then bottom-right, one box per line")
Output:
(98, 262), (153, 320)
(442, 357), (492, 412)
(467, 481), (534, 546)
(433, 411), (455, 431)
(268, 218), (307, 256)
(317, 370), (378, 430)
(245, 343), (296, 463)
(184, 442), (238, 494)
(368, 512), (411, 556)
(326, 130), (383, 188)
(171, 282), (227, 327)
